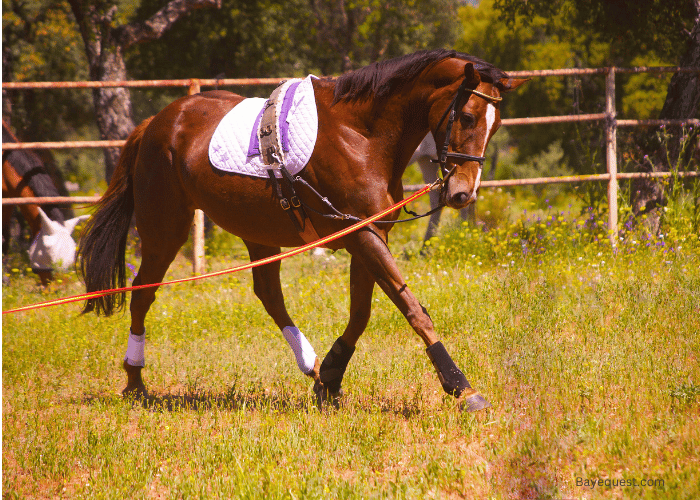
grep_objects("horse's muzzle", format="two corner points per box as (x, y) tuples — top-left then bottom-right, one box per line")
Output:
(440, 164), (481, 210)
(442, 174), (479, 209)
(447, 190), (478, 208)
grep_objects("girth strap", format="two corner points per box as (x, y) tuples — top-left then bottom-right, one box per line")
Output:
(267, 167), (321, 245)
(259, 85), (285, 166)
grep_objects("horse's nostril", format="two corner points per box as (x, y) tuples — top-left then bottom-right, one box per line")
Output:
(451, 192), (470, 206)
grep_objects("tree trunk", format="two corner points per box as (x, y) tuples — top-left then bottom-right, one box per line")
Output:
(68, 0), (220, 182)
(92, 50), (134, 182)
(309, 0), (356, 73)
(630, 2), (700, 232)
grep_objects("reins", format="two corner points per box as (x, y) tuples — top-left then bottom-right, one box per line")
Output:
(290, 175), (445, 226)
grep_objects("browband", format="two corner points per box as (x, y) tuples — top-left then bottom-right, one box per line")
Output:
(470, 89), (502, 103)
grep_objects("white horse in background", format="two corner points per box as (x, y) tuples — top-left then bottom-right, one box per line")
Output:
(409, 134), (474, 242)
(28, 207), (89, 277)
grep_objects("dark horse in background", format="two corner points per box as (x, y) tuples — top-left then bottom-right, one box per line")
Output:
(2, 120), (86, 285)
(79, 49), (526, 410)
(410, 133), (475, 243)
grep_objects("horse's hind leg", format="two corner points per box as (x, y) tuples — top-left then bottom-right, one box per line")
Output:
(122, 203), (194, 397)
(244, 241), (321, 384)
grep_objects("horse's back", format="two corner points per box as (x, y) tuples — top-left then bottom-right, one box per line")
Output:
(175, 89), (247, 118)
(138, 90), (246, 172)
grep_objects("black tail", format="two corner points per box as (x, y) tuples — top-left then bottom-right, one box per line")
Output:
(78, 117), (153, 316)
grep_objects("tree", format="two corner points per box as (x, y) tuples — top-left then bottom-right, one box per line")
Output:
(126, 0), (461, 120)
(2, 1), (91, 139)
(128, 0), (318, 85)
(307, 0), (461, 74)
(492, 0), (700, 229)
(129, 0), (461, 81)
(457, 0), (617, 174)
(66, 0), (221, 181)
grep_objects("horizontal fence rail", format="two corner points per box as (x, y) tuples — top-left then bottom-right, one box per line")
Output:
(5, 170), (699, 205)
(3, 66), (699, 271)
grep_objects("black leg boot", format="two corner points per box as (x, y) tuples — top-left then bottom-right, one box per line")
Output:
(426, 341), (491, 412)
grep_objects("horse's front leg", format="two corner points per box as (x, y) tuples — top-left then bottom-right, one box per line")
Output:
(315, 254), (375, 406)
(335, 227), (490, 412)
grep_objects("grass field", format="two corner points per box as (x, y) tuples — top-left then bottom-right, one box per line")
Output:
(3, 187), (700, 499)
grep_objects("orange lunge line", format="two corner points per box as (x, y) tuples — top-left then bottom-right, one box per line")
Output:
(3, 185), (432, 315)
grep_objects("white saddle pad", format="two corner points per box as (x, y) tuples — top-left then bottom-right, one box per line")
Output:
(209, 75), (318, 178)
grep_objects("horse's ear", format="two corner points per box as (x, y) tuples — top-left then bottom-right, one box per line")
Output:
(464, 63), (481, 85)
(36, 207), (58, 236)
(499, 77), (529, 92)
(63, 214), (90, 234)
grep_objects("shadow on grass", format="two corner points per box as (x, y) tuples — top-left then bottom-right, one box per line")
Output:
(82, 384), (318, 414)
(81, 386), (478, 418)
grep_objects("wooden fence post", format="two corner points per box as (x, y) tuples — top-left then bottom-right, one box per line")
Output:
(605, 68), (618, 247)
(189, 79), (206, 275)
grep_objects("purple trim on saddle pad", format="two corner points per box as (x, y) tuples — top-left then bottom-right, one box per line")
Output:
(278, 81), (301, 152)
(247, 80), (302, 158)
(247, 109), (264, 157)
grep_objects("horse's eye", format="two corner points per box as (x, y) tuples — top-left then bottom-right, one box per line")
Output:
(460, 112), (476, 128)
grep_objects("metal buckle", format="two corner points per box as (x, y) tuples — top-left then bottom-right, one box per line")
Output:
(280, 198), (291, 210)
(290, 196), (301, 208)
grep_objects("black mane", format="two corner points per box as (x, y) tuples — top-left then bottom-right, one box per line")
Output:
(332, 49), (508, 104)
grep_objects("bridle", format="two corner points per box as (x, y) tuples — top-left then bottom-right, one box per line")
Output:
(431, 77), (503, 184)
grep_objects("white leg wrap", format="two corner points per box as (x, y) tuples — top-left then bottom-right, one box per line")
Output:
(124, 330), (145, 367)
(282, 326), (317, 375)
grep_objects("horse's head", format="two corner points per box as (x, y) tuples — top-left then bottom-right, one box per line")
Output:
(429, 59), (527, 209)
(28, 207), (89, 273)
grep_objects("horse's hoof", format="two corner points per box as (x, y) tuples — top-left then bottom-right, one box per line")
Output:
(313, 381), (343, 411)
(459, 390), (491, 412)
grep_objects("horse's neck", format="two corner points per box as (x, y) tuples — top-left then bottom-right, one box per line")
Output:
(346, 95), (431, 178)
(315, 76), (436, 185)
(373, 93), (434, 181)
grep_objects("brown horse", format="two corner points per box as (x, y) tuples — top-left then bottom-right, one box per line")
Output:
(2, 120), (85, 285)
(79, 49), (526, 410)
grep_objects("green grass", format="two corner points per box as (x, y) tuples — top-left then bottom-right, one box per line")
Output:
(3, 188), (700, 499)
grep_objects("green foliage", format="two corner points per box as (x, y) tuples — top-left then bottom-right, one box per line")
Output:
(457, 0), (611, 168)
(332, 0), (461, 70)
(2, 0), (88, 82)
(129, 0), (314, 81)
(2, 0), (93, 139)
(621, 56), (674, 120)
(492, 0), (697, 63)
(456, 0), (688, 181)
(127, 0), (460, 82)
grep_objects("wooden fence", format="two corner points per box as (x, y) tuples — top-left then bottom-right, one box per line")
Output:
(3, 67), (699, 274)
